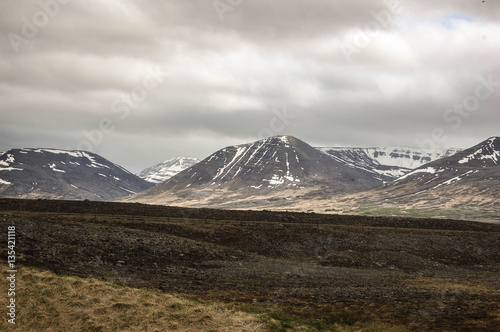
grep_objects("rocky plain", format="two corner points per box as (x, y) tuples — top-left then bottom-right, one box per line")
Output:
(1, 198), (499, 331)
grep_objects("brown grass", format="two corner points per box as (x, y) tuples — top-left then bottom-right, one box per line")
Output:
(0, 265), (265, 332)
(0, 265), (407, 332)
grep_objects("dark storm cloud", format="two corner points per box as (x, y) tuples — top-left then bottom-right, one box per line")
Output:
(1, 0), (499, 172)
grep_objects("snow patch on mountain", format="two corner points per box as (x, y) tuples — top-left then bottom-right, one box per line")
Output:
(49, 163), (66, 173)
(393, 167), (444, 183)
(0, 167), (23, 172)
(138, 157), (200, 184)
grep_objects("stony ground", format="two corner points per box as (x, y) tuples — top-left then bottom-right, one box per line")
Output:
(1, 199), (499, 331)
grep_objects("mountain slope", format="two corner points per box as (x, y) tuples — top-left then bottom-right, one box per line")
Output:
(137, 157), (200, 184)
(0, 148), (154, 200)
(334, 137), (500, 212)
(317, 147), (460, 182)
(128, 136), (385, 207)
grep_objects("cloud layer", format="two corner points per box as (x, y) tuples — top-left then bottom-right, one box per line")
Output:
(1, 0), (499, 172)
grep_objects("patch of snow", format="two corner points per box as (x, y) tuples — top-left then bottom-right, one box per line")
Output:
(119, 186), (136, 194)
(214, 146), (248, 181)
(29, 148), (82, 158)
(0, 179), (12, 185)
(49, 163), (66, 173)
(393, 167), (440, 183)
(265, 174), (285, 187)
(278, 136), (291, 148)
(245, 141), (266, 166)
(81, 152), (110, 169)
(0, 167), (23, 171)
(431, 170), (477, 189)
(263, 170), (301, 188)
(375, 168), (407, 178)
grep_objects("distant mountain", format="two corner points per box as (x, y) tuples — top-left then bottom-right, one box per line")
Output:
(0, 148), (154, 200)
(317, 147), (460, 182)
(128, 136), (385, 207)
(335, 137), (500, 212)
(137, 157), (200, 184)
(389, 136), (499, 186)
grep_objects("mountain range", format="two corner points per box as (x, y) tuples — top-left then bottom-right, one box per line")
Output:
(0, 148), (153, 200)
(1, 136), (498, 222)
(135, 145), (459, 186)
(126, 136), (474, 210)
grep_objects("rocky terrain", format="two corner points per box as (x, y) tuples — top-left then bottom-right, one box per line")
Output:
(2, 198), (499, 331)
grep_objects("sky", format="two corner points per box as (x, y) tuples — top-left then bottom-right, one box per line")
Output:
(1, 0), (499, 173)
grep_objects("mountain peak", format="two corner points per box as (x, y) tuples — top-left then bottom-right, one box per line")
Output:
(455, 137), (500, 167)
(251, 135), (296, 147)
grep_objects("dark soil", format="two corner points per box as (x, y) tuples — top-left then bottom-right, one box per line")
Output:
(1, 198), (499, 331)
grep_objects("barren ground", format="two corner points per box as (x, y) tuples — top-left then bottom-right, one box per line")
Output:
(1, 199), (499, 331)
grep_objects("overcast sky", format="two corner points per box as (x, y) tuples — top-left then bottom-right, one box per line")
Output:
(1, 0), (499, 173)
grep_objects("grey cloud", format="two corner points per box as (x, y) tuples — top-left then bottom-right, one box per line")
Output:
(1, 0), (499, 173)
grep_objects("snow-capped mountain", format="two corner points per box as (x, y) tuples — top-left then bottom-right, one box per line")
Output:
(341, 137), (500, 211)
(317, 147), (461, 182)
(137, 157), (200, 184)
(128, 136), (385, 207)
(0, 148), (154, 200)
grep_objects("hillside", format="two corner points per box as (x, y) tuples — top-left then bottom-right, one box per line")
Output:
(0, 148), (154, 200)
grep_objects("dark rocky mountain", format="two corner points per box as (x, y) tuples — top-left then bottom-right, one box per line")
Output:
(336, 137), (500, 212)
(0, 148), (154, 200)
(128, 136), (385, 207)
